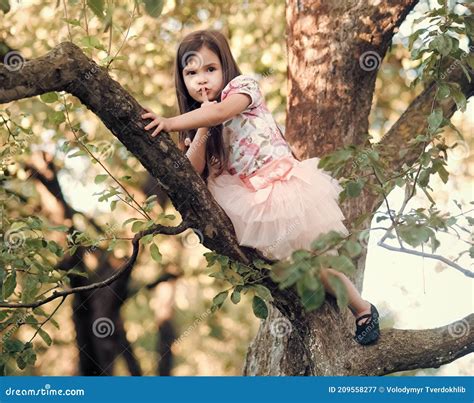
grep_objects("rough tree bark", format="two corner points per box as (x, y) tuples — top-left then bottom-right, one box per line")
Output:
(1, 2), (473, 375)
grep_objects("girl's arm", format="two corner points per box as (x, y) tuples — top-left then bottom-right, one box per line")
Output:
(185, 127), (209, 175)
(169, 93), (252, 132)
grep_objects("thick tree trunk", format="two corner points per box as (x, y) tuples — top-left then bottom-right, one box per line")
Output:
(243, 0), (474, 375)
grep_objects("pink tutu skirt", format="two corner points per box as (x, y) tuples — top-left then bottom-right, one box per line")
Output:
(207, 155), (350, 261)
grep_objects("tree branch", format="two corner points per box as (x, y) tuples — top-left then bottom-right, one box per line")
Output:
(348, 313), (474, 375)
(0, 41), (266, 265)
(378, 239), (473, 278)
(0, 221), (189, 308)
(376, 61), (474, 197)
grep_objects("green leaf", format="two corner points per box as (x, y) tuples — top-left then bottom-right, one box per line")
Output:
(251, 284), (274, 302)
(40, 92), (58, 103)
(87, 0), (105, 19)
(343, 240), (362, 258)
(37, 328), (52, 346)
(212, 291), (228, 310)
(437, 83), (450, 99)
(398, 224), (431, 248)
(434, 161), (449, 183)
(325, 255), (356, 276)
(252, 259), (272, 270)
(3, 271), (17, 299)
(80, 35), (106, 51)
(62, 18), (82, 26)
(346, 180), (364, 198)
(20, 274), (38, 304)
(301, 286), (325, 311)
(204, 252), (219, 267)
(0, 0), (11, 14)
(48, 111), (65, 125)
(327, 274), (349, 310)
(68, 149), (87, 158)
(94, 174), (108, 184)
(252, 296), (268, 319)
(150, 243), (162, 262)
(277, 269), (302, 289)
(449, 84), (467, 112)
(131, 220), (145, 233)
(427, 108), (443, 132)
(139, 234), (154, 245)
(231, 288), (241, 304)
(4, 339), (24, 353)
(143, 0), (164, 17)
(430, 34), (453, 56)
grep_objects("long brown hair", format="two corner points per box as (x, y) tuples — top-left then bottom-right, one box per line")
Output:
(174, 29), (241, 182)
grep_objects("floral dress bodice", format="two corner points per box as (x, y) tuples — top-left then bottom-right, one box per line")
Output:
(219, 74), (293, 180)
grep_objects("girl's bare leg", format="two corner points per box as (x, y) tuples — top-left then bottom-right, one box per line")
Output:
(319, 267), (371, 323)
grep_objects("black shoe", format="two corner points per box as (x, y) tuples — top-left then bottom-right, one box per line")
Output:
(354, 303), (380, 345)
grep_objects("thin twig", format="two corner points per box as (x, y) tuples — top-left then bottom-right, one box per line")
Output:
(0, 221), (189, 308)
(378, 240), (473, 278)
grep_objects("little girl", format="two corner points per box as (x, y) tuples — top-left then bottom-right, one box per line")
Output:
(141, 29), (380, 345)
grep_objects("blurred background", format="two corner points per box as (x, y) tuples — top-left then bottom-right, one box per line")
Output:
(0, 0), (472, 375)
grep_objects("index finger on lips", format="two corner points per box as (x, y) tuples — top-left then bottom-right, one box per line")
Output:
(201, 88), (209, 102)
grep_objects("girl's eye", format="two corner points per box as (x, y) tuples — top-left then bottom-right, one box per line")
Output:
(185, 67), (216, 75)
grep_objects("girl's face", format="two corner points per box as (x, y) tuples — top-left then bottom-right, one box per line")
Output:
(182, 46), (224, 103)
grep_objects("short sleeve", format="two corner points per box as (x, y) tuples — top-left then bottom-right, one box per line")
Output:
(221, 75), (263, 110)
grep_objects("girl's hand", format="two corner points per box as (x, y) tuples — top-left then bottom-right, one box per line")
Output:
(141, 106), (172, 137)
(200, 88), (217, 109)
(183, 90), (216, 146)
